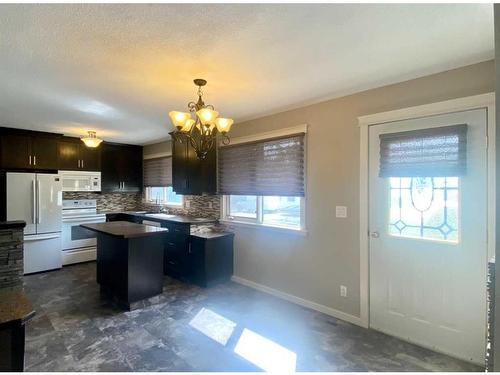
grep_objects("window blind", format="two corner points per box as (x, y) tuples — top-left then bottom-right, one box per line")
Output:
(219, 133), (305, 196)
(379, 124), (467, 177)
(143, 156), (172, 187)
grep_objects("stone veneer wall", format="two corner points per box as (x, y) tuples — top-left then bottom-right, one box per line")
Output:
(0, 227), (24, 290)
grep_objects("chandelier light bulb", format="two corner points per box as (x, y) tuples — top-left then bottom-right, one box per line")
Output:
(215, 118), (234, 134)
(169, 111), (191, 130)
(196, 108), (219, 125)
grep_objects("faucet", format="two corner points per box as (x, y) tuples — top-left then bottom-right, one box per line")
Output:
(159, 206), (170, 214)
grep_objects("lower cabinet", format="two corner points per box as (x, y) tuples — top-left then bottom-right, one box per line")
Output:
(105, 214), (234, 287)
(190, 233), (234, 287)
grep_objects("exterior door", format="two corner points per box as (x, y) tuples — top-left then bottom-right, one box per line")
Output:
(6, 172), (36, 235)
(368, 108), (488, 363)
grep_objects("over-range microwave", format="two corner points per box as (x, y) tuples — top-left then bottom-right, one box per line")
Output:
(59, 171), (101, 192)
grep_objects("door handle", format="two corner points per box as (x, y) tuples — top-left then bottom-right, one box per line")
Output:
(370, 231), (380, 238)
(32, 179), (36, 224)
(36, 179), (41, 224)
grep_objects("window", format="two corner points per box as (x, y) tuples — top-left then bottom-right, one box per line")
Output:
(388, 177), (459, 242)
(224, 195), (304, 230)
(219, 129), (306, 231)
(145, 186), (183, 206)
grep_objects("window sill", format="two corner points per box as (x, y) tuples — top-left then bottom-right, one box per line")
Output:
(219, 219), (308, 236)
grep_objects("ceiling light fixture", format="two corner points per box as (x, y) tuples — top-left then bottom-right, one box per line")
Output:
(81, 131), (103, 148)
(168, 79), (233, 159)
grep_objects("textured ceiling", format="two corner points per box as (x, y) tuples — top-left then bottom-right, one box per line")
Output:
(0, 4), (494, 145)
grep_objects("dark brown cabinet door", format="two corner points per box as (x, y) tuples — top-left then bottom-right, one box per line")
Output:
(121, 145), (143, 192)
(171, 138), (216, 195)
(101, 143), (142, 193)
(172, 140), (188, 194)
(0, 134), (32, 169)
(32, 137), (59, 170)
(58, 140), (79, 170)
(79, 144), (101, 171)
(101, 144), (121, 192)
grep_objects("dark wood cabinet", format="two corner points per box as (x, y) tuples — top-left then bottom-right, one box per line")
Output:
(32, 136), (59, 170)
(190, 232), (234, 287)
(171, 138), (216, 195)
(0, 129), (60, 171)
(57, 137), (101, 171)
(0, 134), (32, 169)
(57, 139), (79, 170)
(101, 143), (143, 193)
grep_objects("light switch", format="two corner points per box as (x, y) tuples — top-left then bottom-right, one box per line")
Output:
(336, 206), (347, 218)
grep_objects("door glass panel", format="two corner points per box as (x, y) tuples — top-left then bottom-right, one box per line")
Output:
(388, 177), (459, 242)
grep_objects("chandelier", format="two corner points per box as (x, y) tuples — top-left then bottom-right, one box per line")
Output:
(168, 79), (233, 159)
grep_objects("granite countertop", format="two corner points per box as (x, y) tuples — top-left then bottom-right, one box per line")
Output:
(82, 221), (169, 239)
(0, 290), (35, 326)
(99, 211), (218, 225)
(191, 231), (235, 240)
(0, 220), (26, 230)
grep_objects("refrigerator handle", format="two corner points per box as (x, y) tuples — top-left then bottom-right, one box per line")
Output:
(32, 179), (36, 224)
(37, 179), (41, 224)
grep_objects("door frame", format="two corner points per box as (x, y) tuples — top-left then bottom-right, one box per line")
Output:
(358, 92), (495, 329)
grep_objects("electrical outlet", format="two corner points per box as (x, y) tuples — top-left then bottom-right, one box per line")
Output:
(336, 206), (347, 218)
(340, 285), (347, 297)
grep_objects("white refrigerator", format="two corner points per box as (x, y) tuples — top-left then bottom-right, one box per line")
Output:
(6, 172), (63, 274)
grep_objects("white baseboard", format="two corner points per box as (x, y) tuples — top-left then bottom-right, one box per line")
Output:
(231, 275), (366, 328)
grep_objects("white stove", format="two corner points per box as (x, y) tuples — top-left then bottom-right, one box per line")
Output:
(62, 199), (106, 265)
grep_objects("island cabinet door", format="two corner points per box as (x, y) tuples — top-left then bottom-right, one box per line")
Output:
(163, 237), (191, 277)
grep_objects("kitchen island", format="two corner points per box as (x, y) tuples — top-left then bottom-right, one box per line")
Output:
(81, 221), (169, 310)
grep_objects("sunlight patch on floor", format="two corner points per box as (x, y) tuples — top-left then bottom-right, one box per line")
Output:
(234, 328), (297, 372)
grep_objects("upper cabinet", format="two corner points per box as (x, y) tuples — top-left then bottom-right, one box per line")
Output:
(172, 138), (216, 195)
(58, 137), (101, 171)
(0, 129), (60, 170)
(101, 143), (143, 193)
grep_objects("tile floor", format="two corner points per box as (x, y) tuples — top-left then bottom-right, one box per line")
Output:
(23, 262), (482, 372)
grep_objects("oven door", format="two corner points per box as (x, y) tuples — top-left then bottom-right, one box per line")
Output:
(62, 215), (106, 250)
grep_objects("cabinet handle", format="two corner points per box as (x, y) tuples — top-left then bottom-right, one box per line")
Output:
(29, 155), (32, 165)
(33, 155), (36, 166)
(168, 242), (175, 246)
(188, 243), (192, 254)
(81, 159), (84, 168)
(122, 181), (125, 190)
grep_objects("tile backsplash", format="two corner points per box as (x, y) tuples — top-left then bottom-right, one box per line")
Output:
(63, 191), (221, 219)
(141, 194), (221, 219)
(63, 192), (142, 212)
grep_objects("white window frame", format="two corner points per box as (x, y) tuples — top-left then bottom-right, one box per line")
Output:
(222, 195), (306, 233)
(144, 186), (184, 207)
(219, 124), (308, 234)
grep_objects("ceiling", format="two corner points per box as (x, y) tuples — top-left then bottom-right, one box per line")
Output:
(0, 4), (494, 145)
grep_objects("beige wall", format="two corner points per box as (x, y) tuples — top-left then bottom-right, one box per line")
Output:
(143, 61), (494, 319)
(228, 60), (495, 319)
